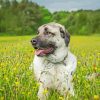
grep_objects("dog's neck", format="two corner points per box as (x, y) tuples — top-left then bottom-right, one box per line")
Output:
(45, 46), (69, 63)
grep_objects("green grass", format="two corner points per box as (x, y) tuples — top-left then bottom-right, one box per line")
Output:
(0, 36), (100, 100)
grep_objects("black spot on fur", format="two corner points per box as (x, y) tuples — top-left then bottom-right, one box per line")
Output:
(71, 71), (73, 75)
(63, 62), (66, 66)
(68, 88), (70, 90)
(44, 27), (48, 31)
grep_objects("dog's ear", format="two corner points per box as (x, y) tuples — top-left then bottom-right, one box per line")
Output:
(60, 27), (70, 46)
(65, 30), (70, 46)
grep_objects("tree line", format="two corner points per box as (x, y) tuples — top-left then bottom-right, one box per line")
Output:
(0, 0), (100, 35)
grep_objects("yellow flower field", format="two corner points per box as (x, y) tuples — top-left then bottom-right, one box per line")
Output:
(0, 36), (100, 100)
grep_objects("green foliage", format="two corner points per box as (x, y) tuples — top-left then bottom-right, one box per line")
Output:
(52, 10), (100, 35)
(0, 0), (52, 35)
(0, 0), (100, 35)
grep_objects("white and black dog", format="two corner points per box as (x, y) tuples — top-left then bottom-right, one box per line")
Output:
(30, 22), (77, 100)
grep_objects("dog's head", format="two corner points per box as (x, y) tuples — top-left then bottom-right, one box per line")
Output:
(31, 22), (70, 62)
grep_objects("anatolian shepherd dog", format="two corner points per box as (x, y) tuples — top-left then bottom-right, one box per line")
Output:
(30, 22), (77, 100)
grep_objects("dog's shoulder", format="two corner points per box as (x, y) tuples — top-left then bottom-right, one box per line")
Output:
(68, 51), (77, 63)
(65, 51), (77, 74)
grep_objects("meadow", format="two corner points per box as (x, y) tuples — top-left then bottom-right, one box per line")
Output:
(0, 36), (100, 100)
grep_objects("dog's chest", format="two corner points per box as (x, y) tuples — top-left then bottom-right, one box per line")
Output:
(33, 54), (76, 88)
(38, 60), (69, 88)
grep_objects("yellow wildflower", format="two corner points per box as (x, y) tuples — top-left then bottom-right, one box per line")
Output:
(22, 92), (25, 95)
(98, 52), (100, 55)
(78, 61), (81, 64)
(93, 64), (97, 72)
(28, 92), (31, 95)
(15, 81), (20, 86)
(4, 75), (9, 82)
(59, 96), (64, 100)
(36, 83), (40, 87)
(94, 95), (99, 100)
(42, 89), (48, 95)
(89, 56), (93, 59)
(0, 96), (4, 100)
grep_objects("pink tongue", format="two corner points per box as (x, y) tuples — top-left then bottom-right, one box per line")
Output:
(35, 48), (53, 56)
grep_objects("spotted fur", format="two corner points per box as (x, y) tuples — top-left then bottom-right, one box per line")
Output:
(30, 22), (77, 100)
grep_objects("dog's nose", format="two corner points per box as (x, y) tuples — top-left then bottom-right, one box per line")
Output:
(31, 39), (37, 45)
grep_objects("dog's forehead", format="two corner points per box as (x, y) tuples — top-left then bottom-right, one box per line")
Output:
(38, 23), (65, 32)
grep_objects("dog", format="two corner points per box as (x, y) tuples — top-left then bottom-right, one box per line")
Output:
(30, 22), (77, 100)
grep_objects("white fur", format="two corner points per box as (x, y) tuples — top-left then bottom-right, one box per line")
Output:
(30, 23), (77, 100)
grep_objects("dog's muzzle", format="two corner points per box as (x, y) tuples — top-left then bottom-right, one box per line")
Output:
(31, 38), (56, 57)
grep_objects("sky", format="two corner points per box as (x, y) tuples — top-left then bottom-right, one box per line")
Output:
(18, 0), (100, 12)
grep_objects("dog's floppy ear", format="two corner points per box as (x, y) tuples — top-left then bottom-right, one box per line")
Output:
(60, 27), (70, 46)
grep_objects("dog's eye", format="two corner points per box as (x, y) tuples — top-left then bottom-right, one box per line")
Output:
(44, 31), (55, 36)
(48, 32), (55, 36)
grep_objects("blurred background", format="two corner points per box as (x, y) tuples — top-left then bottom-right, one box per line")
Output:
(0, 0), (100, 36)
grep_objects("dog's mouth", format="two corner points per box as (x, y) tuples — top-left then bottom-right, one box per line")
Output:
(35, 47), (54, 56)
(31, 38), (56, 57)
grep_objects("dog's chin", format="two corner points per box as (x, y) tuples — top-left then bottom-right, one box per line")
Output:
(35, 47), (55, 57)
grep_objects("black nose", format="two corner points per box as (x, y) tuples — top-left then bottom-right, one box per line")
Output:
(31, 39), (37, 45)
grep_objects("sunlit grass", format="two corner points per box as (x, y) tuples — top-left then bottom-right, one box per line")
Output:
(0, 36), (100, 100)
